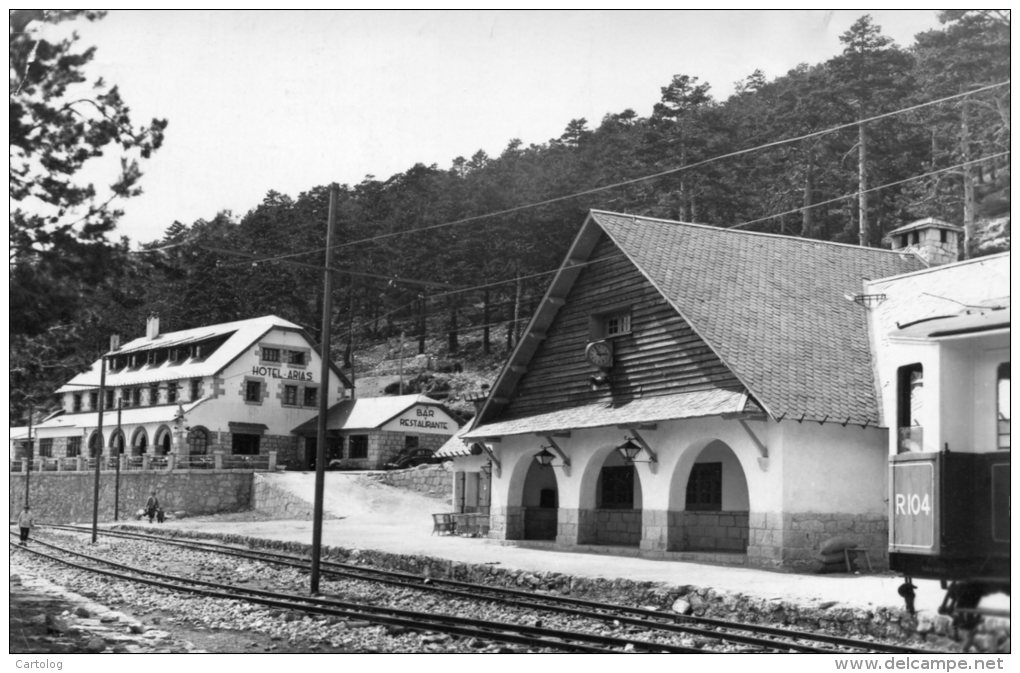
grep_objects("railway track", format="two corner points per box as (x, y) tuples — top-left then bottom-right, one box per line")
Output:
(25, 524), (932, 654)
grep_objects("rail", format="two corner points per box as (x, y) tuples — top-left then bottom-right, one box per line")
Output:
(9, 451), (277, 473)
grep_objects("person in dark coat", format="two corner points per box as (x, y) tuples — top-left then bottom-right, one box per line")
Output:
(17, 506), (34, 545)
(145, 492), (160, 523)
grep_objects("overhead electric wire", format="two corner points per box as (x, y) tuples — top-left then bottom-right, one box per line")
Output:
(728, 151), (1012, 231)
(218, 80), (1008, 265)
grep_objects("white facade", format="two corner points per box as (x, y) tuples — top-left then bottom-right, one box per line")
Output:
(34, 315), (350, 469)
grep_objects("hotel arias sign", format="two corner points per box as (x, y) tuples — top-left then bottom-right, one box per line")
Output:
(382, 405), (459, 436)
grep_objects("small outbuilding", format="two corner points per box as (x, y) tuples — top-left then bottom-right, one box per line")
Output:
(293, 394), (461, 470)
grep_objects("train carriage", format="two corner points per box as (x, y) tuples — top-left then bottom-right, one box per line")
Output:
(873, 268), (1010, 627)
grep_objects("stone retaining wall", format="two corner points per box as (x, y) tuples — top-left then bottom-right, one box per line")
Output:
(9, 472), (253, 523)
(140, 527), (1009, 653)
(363, 463), (452, 501)
(251, 473), (316, 519)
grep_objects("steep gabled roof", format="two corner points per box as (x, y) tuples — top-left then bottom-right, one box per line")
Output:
(473, 211), (927, 432)
(58, 315), (352, 391)
(292, 394), (457, 434)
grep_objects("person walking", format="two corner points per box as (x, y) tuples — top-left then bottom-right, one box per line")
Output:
(145, 492), (160, 524)
(17, 506), (34, 546)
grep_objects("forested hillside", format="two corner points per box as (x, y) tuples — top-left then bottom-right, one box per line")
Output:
(10, 11), (1010, 421)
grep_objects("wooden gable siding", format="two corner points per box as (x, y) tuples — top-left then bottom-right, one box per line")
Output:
(502, 234), (742, 420)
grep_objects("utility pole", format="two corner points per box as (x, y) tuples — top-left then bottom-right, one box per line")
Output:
(310, 184), (338, 594)
(114, 398), (123, 521)
(24, 403), (34, 508)
(91, 354), (107, 544)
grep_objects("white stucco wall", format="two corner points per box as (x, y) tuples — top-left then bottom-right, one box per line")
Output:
(776, 421), (888, 514)
(483, 413), (887, 519)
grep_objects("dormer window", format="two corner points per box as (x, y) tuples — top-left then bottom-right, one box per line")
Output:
(261, 347), (281, 363)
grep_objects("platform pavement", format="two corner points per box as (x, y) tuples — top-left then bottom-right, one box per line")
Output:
(146, 472), (1007, 618)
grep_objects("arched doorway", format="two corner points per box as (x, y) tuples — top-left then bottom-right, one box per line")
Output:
(154, 425), (172, 455)
(131, 428), (148, 455)
(590, 450), (643, 546)
(110, 430), (126, 455)
(87, 431), (103, 457)
(671, 439), (749, 553)
(521, 459), (559, 540)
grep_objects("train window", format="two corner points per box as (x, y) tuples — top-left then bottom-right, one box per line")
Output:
(998, 362), (1010, 450)
(897, 363), (924, 453)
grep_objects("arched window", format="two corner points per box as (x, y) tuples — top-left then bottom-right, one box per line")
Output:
(188, 427), (210, 455)
(87, 431), (103, 457)
(110, 430), (126, 455)
(131, 428), (149, 455)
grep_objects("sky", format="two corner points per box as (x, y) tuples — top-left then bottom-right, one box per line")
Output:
(44, 9), (946, 245)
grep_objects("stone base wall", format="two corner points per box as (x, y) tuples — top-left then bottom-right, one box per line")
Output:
(591, 509), (642, 546)
(10, 472), (253, 523)
(364, 464), (452, 501)
(671, 510), (749, 552)
(523, 507), (557, 540)
(748, 511), (888, 570)
(258, 434), (301, 470)
(251, 473), (315, 519)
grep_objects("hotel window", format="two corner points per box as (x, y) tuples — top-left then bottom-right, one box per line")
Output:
(66, 436), (82, 458)
(998, 363), (1010, 450)
(105, 389), (115, 409)
(190, 379), (202, 401)
(73, 394), (82, 413)
(897, 363), (924, 453)
(89, 391), (99, 410)
(598, 465), (635, 509)
(304, 386), (318, 407)
(132, 388), (142, 407)
(261, 347), (281, 363)
(287, 350), (306, 366)
(232, 433), (260, 455)
(686, 462), (723, 511)
(188, 427), (209, 455)
(283, 384), (298, 406)
(349, 435), (369, 459)
(167, 383), (178, 404)
(245, 379), (263, 403)
(150, 384), (161, 406)
(38, 438), (53, 458)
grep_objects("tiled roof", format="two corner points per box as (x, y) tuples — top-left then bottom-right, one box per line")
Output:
(465, 389), (749, 438)
(589, 211), (928, 425)
(292, 394), (452, 434)
(435, 426), (474, 458)
(57, 315), (303, 392)
(34, 397), (210, 433)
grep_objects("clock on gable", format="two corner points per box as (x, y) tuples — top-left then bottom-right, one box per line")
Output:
(584, 340), (614, 369)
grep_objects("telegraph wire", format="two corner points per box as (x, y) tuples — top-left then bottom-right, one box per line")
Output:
(728, 151), (1012, 231)
(215, 80), (1008, 264)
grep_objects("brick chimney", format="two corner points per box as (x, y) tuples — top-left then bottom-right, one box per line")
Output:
(885, 218), (963, 265)
(109, 334), (121, 351)
(146, 314), (160, 340)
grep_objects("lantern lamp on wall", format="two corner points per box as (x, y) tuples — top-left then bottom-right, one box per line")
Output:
(615, 436), (657, 465)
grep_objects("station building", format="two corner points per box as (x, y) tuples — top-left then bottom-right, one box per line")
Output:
(31, 315), (353, 471)
(451, 210), (1003, 570)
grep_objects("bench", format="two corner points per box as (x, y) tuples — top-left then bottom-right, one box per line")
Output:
(431, 513), (455, 535)
(844, 547), (873, 573)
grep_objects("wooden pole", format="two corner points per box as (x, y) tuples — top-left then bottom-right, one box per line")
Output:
(24, 403), (34, 508)
(92, 355), (106, 544)
(310, 184), (338, 594)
